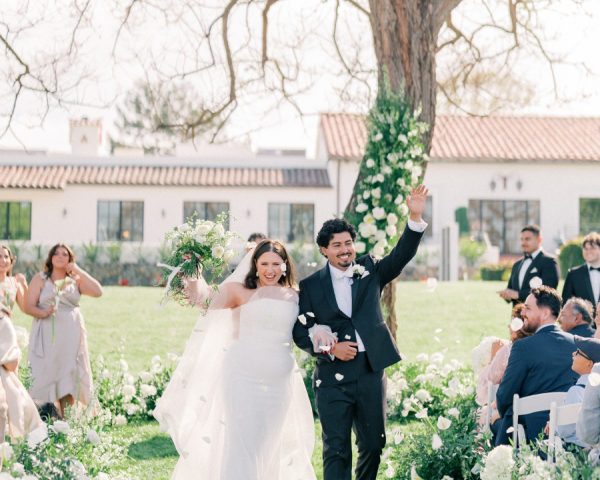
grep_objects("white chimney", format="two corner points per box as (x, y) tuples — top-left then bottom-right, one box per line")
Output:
(69, 117), (102, 156)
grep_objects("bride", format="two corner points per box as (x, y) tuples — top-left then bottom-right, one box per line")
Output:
(154, 239), (333, 479)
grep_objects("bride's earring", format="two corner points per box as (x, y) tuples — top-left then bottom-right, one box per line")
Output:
(255, 271), (259, 277)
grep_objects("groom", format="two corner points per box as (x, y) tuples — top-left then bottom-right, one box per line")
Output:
(293, 185), (428, 480)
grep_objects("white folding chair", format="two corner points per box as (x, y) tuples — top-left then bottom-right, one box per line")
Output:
(547, 401), (582, 463)
(484, 382), (499, 432)
(512, 392), (567, 448)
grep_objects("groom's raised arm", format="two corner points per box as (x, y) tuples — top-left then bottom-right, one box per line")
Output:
(376, 185), (428, 287)
(293, 279), (319, 357)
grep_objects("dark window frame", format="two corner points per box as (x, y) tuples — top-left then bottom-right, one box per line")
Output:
(0, 201), (32, 240)
(183, 201), (230, 228)
(268, 202), (314, 243)
(96, 200), (144, 242)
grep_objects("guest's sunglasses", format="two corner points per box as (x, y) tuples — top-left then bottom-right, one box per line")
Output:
(575, 349), (592, 361)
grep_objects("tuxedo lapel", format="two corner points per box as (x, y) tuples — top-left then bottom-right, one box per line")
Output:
(319, 265), (349, 318)
(581, 267), (596, 303)
(523, 253), (543, 283)
(351, 277), (359, 307)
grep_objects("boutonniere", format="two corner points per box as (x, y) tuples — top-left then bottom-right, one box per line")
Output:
(351, 265), (370, 279)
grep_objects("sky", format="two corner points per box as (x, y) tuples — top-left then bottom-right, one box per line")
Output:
(1, 0), (600, 157)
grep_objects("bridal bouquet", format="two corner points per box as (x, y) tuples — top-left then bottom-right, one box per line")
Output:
(159, 213), (237, 305)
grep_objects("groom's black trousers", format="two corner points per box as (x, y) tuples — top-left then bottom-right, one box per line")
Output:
(315, 353), (386, 480)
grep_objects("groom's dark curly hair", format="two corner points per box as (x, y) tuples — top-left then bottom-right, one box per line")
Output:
(316, 218), (356, 249)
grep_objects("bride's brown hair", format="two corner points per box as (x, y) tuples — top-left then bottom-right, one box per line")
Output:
(244, 239), (296, 289)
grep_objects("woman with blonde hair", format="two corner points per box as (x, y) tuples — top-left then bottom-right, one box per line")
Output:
(0, 244), (43, 440)
(25, 243), (102, 417)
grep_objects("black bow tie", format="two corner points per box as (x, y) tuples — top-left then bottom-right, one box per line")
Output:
(590, 266), (600, 272)
(524, 253), (533, 260)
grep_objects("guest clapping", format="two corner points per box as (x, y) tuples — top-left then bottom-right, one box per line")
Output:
(0, 245), (44, 440)
(559, 298), (595, 338)
(25, 244), (102, 417)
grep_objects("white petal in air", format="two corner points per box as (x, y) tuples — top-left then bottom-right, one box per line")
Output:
(345, 335), (351, 340)
(335, 373), (344, 381)
(589, 372), (600, 387)
(529, 276), (543, 289)
(432, 434), (443, 450)
(297, 314), (307, 325)
(510, 317), (524, 332)
(315, 379), (322, 387)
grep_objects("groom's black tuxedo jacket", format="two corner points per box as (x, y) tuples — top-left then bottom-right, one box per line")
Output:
(563, 264), (599, 314)
(293, 225), (423, 386)
(506, 251), (559, 305)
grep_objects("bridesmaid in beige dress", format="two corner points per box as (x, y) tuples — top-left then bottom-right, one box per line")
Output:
(0, 244), (44, 441)
(25, 244), (102, 417)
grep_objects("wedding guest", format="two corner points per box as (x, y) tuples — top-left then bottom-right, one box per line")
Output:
(25, 244), (102, 417)
(495, 286), (577, 446)
(476, 304), (531, 430)
(556, 336), (600, 447)
(558, 298), (595, 337)
(563, 232), (600, 315)
(0, 245), (44, 440)
(576, 362), (600, 446)
(498, 225), (559, 306)
(246, 232), (267, 251)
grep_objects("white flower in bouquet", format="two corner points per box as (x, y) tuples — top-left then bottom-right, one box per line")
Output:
(431, 434), (443, 450)
(52, 420), (70, 434)
(437, 416), (452, 430)
(211, 245), (225, 259)
(140, 384), (157, 398)
(213, 223), (225, 238)
(86, 429), (101, 445)
(480, 445), (514, 480)
(415, 389), (432, 403)
(372, 207), (386, 220)
(114, 414), (128, 426)
(139, 371), (153, 383)
(27, 423), (48, 448)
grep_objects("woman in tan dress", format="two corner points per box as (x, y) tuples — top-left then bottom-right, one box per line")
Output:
(25, 243), (102, 417)
(0, 244), (44, 440)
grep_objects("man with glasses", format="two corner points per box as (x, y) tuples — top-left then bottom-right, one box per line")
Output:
(563, 232), (600, 316)
(557, 336), (600, 447)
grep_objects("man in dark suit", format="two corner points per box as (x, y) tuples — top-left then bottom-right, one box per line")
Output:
(495, 286), (577, 446)
(558, 297), (595, 338)
(562, 232), (600, 315)
(293, 185), (428, 480)
(498, 225), (560, 306)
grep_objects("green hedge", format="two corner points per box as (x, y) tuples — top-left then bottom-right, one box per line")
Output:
(480, 263), (511, 281)
(558, 237), (584, 278)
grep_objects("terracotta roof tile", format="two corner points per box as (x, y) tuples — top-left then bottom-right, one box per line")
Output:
(320, 113), (600, 162)
(0, 165), (331, 190)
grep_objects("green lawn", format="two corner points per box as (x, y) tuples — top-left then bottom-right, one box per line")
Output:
(12, 281), (514, 479)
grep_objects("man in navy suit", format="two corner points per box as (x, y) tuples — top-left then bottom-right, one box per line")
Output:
(562, 232), (600, 315)
(498, 225), (559, 306)
(495, 286), (577, 446)
(558, 297), (595, 338)
(293, 186), (428, 480)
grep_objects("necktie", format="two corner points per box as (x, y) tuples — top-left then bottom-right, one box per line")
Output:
(524, 253), (533, 260)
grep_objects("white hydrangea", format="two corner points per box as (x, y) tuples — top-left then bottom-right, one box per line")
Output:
(480, 445), (514, 480)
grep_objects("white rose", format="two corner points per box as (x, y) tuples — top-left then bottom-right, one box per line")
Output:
(430, 352), (444, 364)
(382, 165), (392, 175)
(139, 372), (153, 383)
(448, 408), (460, 418)
(27, 424), (48, 448)
(373, 243), (385, 257)
(373, 132), (383, 142)
(366, 159), (375, 168)
(376, 173), (385, 183)
(362, 190), (370, 199)
(114, 414), (127, 426)
(355, 203), (369, 213)
(413, 165), (423, 177)
(405, 160), (413, 170)
(177, 223), (191, 233)
(125, 403), (139, 416)
(197, 224), (211, 235)
(140, 384), (157, 398)
(396, 177), (406, 187)
(52, 420), (70, 434)
(432, 434), (443, 450)
(86, 429), (101, 445)
(529, 276), (543, 289)
(363, 214), (375, 225)
(371, 188), (381, 199)
(385, 225), (397, 237)
(372, 207), (386, 220)
(398, 204), (409, 217)
(211, 245), (225, 259)
(213, 224), (225, 237)
(374, 229), (387, 241)
(415, 389), (432, 403)
(397, 133), (408, 144)
(355, 241), (366, 254)
(224, 249), (235, 261)
(387, 213), (398, 225)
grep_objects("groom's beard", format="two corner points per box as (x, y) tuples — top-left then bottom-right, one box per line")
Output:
(337, 257), (352, 268)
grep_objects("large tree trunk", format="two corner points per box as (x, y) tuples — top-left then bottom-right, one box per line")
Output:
(366, 0), (459, 337)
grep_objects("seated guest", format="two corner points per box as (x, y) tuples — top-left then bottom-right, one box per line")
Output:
(476, 304), (531, 430)
(495, 286), (577, 446)
(563, 232), (600, 315)
(558, 298), (595, 338)
(556, 336), (600, 447)
(577, 361), (600, 446)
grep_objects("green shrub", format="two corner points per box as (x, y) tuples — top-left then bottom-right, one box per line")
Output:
(459, 237), (486, 268)
(558, 238), (584, 278)
(480, 263), (510, 281)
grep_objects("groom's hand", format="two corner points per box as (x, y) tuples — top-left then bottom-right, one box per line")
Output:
(406, 184), (429, 222)
(332, 341), (358, 361)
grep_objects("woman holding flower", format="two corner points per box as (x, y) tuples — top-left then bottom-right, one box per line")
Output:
(0, 244), (44, 440)
(25, 244), (102, 417)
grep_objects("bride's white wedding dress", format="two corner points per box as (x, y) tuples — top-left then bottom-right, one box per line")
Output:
(154, 286), (316, 480)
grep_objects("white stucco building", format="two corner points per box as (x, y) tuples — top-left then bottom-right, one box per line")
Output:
(1, 115), (599, 269)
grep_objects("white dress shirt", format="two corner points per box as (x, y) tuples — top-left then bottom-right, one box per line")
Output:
(518, 247), (543, 290)
(588, 264), (600, 303)
(328, 218), (428, 354)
